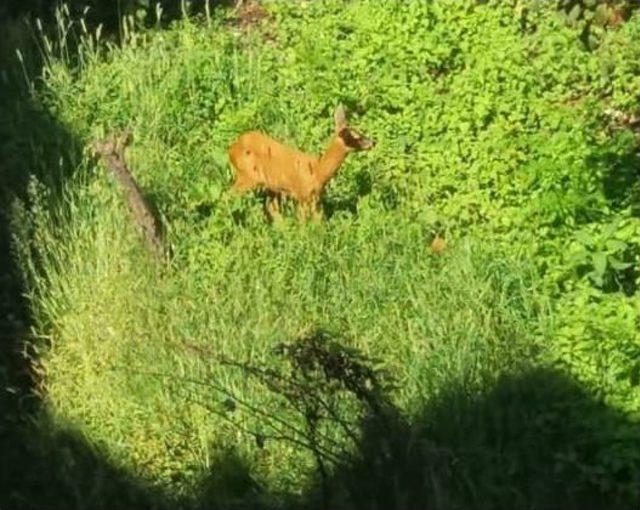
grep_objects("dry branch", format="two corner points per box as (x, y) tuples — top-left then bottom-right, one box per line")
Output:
(92, 133), (167, 260)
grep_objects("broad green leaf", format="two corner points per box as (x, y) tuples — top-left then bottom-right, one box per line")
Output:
(602, 222), (618, 239)
(592, 251), (608, 277)
(605, 239), (627, 253)
(588, 271), (604, 287)
(609, 258), (632, 271)
(575, 230), (593, 246)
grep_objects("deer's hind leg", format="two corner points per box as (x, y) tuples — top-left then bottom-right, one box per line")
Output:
(265, 192), (283, 223)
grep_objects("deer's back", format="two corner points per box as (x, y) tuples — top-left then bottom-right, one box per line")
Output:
(228, 131), (319, 200)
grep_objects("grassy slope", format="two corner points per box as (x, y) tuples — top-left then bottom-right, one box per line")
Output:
(8, 1), (640, 508)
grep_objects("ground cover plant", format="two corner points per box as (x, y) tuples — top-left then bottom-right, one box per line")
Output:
(2, 1), (640, 508)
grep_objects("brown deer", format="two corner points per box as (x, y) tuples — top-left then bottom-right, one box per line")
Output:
(227, 105), (375, 221)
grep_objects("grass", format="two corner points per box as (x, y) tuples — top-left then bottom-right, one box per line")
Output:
(2, 1), (640, 508)
(22, 174), (543, 501)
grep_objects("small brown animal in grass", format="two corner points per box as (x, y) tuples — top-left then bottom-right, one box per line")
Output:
(429, 235), (447, 254)
(227, 105), (375, 221)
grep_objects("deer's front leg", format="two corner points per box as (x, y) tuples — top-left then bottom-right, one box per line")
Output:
(296, 196), (321, 222)
(310, 197), (322, 223)
(296, 200), (309, 221)
(297, 198), (318, 222)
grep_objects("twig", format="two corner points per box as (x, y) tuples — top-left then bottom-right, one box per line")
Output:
(183, 393), (344, 465)
(182, 339), (363, 446)
(116, 365), (347, 455)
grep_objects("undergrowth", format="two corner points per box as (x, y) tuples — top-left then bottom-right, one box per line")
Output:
(3, 0), (640, 508)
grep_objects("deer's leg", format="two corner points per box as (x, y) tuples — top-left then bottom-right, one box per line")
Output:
(299, 195), (322, 223)
(310, 198), (322, 223)
(297, 200), (310, 221)
(265, 193), (283, 223)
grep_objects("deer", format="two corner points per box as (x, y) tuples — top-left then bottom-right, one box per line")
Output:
(227, 105), (375, 221)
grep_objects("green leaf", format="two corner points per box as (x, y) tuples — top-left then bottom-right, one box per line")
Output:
(588, 270), (604, 287)
(575, 230), (593, 246)
(592, 251), (607, 277)
(609, 258), (632, 271)
(566, 246), (589, 265)
(601, 222), (618, 239)
(605, 239), (627, 253)
(568, 4), (583, 24)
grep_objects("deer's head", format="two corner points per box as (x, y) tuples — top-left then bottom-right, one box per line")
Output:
(334, 105), (375, 151)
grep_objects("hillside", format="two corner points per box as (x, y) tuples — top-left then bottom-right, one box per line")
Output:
(2, 1), (640, 508)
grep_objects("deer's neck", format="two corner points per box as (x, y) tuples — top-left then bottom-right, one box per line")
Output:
(313, 136), (349, 191)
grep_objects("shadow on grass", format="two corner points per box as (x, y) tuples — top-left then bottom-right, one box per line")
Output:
(0, 3), (265, 508)
(278, 360), (640, 510)
(0, 62), (162, 510)
(0, 41), (82, 510)
(408, 368), (640, 510)
(596, 145), (640, 217)
(323, 169), (374, 219)
(0, 4), (165, 508)
(1, 417), (166, 510)
(177, 334), (640, 510)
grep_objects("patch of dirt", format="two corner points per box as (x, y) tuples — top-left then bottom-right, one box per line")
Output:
(225, 1), (274, 44)
(236, 1), (268, 29)
(604, 107), (640, 142)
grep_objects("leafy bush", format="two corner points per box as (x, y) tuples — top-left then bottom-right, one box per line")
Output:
(556, 0), (639, 47)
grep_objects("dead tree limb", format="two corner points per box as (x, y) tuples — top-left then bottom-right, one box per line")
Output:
(92, 132), (168, 260)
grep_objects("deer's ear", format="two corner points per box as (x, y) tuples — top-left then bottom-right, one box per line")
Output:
(334, 104), (347, 131)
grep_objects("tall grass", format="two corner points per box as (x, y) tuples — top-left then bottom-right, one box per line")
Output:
(17, 166), (543, 499)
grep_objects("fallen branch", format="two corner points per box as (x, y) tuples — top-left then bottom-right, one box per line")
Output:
(92, 132), (168, 260)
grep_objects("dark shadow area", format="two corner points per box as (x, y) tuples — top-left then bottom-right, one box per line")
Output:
(0, 69), (173, 510)
(594, 145), (640, 217)
(323, 170), (374, 219)
(180, 331), (640, 510)
(1, 1), (236, 36)
(4, 308), (640, 510)
(0, 47), (85, 510)
(303, 349), (638, 510)
(323, 194), (359, 218)
(0, 3), (232, 508)
(0, 2), (272, 506)
(1, 417), (167, 510)
(412, 368), (640, 510)
(581, 139), (640, 295)
(193, 448), (268, 510)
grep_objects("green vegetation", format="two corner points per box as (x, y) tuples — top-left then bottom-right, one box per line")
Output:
(2, 1), (640, 508)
